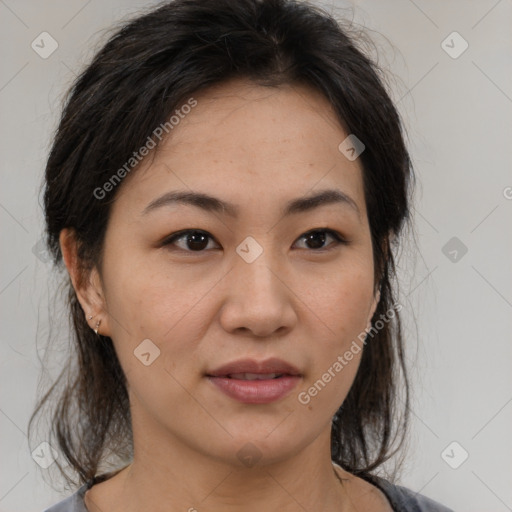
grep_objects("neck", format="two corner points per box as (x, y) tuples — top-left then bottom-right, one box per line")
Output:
(112, 424), (351, 512)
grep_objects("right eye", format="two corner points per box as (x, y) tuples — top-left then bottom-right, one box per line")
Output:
(161, 230), (220, 252)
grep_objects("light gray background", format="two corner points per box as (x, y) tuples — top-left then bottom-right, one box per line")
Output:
(1, 1), (511, 511)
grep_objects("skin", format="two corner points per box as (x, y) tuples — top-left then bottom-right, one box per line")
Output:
(60, 78), (392, 511)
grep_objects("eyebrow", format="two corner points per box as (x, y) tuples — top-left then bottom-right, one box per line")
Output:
(141, 188), (361, 221)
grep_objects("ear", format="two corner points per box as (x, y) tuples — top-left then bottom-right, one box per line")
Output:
(366, 234), (390, 330)
(366, 286), (381, 332)
(59, 228), (111, 337)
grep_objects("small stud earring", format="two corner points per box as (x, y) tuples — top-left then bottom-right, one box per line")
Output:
(88, 315), (93, 320)
(94, 319), (101, 336)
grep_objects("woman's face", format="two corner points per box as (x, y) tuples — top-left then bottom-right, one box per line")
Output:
(80, 79), (379, 467)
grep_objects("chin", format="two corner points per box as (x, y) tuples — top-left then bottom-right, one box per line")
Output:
(196, 425), (314, 469)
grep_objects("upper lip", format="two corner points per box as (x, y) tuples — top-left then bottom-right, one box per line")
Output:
(206, 357), (302, 377)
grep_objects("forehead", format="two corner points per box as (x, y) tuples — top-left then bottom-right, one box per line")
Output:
(113, 79), (366, 220)
(166, 79), (348, 160)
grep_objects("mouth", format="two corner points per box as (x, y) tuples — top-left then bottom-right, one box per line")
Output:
(206, 358), (302, 404)
(205, 358), (302, 404)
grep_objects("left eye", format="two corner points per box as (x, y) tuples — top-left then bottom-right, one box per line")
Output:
(294, 229), (347, 251)
(162, 228), (347, 253)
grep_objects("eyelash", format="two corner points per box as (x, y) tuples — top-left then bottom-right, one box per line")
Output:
(161, 228), (349, 254)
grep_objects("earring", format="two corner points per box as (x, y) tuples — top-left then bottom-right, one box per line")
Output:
(94, 319), (101, 336)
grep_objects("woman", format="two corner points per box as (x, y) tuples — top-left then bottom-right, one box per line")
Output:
(31, 0), (453, 510)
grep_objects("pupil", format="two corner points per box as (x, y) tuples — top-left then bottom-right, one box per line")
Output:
(307, 231), (325, 249)
(187, 231), (208, 251)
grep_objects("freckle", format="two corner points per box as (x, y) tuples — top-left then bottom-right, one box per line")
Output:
(308, 405), (313, 411)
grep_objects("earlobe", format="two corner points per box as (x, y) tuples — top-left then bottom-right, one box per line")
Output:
(59, 228), (111, 337)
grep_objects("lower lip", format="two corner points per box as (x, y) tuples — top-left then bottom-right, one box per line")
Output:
(207, 375), (301, 404)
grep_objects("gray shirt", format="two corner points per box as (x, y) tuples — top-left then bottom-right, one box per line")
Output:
(43, 474), (454, 512)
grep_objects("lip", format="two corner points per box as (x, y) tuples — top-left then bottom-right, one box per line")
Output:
(207, 375), (301, 404)
(206, 358), (302, 404)
(207, 357), (301, 377)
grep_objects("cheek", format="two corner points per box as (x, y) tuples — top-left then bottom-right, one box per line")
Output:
(296, 264), (373, 407)
(300, 265), (374, 344)
(102, 253), (219, 389)
(102, 250), (206, 338)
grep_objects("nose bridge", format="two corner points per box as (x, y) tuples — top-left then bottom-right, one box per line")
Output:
(233, 236), (284, 302)
(219, 236), (295, 336)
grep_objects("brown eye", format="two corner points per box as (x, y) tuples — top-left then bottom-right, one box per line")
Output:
(294, 229), (347, 251)
(163, 230), (219, 252)
(162, 228), (347, 254)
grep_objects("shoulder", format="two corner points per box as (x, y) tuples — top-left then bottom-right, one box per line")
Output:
(42, 483), (89, 512)
(43, 468), (125, 512)
(367, 475), (454, 512)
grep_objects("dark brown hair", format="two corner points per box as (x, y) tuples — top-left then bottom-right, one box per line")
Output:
(30, 0), (414, 488)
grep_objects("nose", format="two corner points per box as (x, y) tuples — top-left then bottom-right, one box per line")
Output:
(218, 248), (297, 338)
